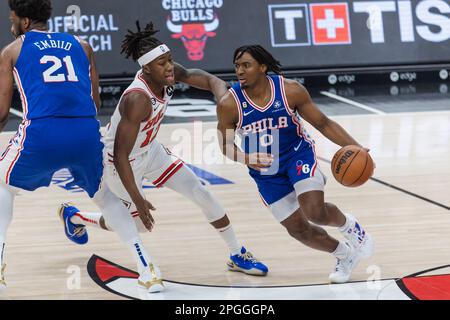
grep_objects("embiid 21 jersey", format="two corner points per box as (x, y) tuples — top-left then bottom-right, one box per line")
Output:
(13, 30), (96, 120)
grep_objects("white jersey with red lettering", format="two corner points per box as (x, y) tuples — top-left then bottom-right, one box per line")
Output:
(103, 70), (174, 160)
(101, 70), (185, 227)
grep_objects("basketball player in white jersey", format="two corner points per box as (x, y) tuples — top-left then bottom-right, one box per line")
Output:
(59, 22), (268, 292)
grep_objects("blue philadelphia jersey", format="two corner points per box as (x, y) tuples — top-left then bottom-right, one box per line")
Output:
(14, 30), (96, 120)
(230, 75), (321, 206)
(230, 74), (314, 160)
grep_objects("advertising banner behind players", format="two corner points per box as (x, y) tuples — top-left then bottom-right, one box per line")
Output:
(1, 0), (448, 77)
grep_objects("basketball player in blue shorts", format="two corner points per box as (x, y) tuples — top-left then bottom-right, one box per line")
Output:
(0, 0), (175, 293)
(217, 45), (374, 283)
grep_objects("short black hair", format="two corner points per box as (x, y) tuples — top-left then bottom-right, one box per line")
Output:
(121, 21), (164, 62)
(8, 0), (52, 24)
(233, 45), (282, 75)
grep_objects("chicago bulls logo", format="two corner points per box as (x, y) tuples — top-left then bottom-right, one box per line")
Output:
(166, 16), (219, 61)
(162, 0), (223, 61)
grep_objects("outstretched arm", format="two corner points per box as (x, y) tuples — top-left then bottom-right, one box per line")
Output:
(0, 46), (14, 133)
(174, 62), (227, 101)
(285, 79), (362, 148)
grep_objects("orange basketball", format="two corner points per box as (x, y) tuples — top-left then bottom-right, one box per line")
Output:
(331, 145), (374, 187)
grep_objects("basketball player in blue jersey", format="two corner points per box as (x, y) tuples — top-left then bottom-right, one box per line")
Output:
(217, 45), (374, 283)
(0, 0), (177, 294)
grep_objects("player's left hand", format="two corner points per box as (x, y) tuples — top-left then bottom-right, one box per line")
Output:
(136, 199), (156, 231)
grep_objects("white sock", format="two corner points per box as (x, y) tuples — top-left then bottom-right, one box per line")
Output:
(332, 241), (352, 259)
(127, 237), (159, 280)
(338, 213), (355, 234)
(0, 182), (15, 266)
(217, 224), (242, 256)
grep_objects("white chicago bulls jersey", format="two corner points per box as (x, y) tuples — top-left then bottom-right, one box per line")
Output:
(103, 70), (174, 159)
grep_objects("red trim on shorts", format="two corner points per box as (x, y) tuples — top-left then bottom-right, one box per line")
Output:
(154, 162), (183, 188)
(131, 211), (140, 218)
(5, 120), (30, 184)
(152, 159), (182, 185)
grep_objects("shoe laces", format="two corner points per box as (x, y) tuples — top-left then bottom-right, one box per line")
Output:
(334, 259), (342, 272)
(73, 226), (85, 237)
(240, 251), (259, 263)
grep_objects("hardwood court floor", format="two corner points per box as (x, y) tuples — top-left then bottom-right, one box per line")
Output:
(0, 109), (449, 299)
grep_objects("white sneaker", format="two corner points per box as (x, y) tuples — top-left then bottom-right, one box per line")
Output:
(138, 263), (164, 293)
(342, 215), (374, 259)
(329, 243), (361, 284)
(0, 264), (6, 291)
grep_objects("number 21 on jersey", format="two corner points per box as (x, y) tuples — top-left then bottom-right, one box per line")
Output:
(40, 55), (79, 83)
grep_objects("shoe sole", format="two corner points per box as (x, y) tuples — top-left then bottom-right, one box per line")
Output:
(227, 262), (268, 276)
(147, 283), (165, 293)
(138, 281), (165, 293)
(329, 276), (350, 284)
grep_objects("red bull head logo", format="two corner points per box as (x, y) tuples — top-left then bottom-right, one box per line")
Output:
(166, 17), (219, 61)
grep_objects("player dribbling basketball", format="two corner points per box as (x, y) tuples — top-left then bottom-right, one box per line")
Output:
(217, 45), (374, 283)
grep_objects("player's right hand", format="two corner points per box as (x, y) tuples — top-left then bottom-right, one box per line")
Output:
(136, 199), (156, 232)
(247, 153), (274, 172)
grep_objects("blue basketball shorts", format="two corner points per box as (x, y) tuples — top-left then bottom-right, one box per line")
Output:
(249, 142), (327, 222)
(0, 117), (104, 198)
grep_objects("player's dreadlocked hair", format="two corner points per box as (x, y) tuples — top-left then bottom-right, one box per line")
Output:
(121, 21), (164, 62)
(233, 45), (282, 75)
(8, 0), (52, 24)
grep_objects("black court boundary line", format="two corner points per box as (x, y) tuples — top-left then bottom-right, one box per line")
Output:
(318, 156), (450, 211)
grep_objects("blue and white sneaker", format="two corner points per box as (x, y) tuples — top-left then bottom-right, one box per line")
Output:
(58, 203), (88, 245)
(227, 247), (268, 276)
(342, 215), (374, 259)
